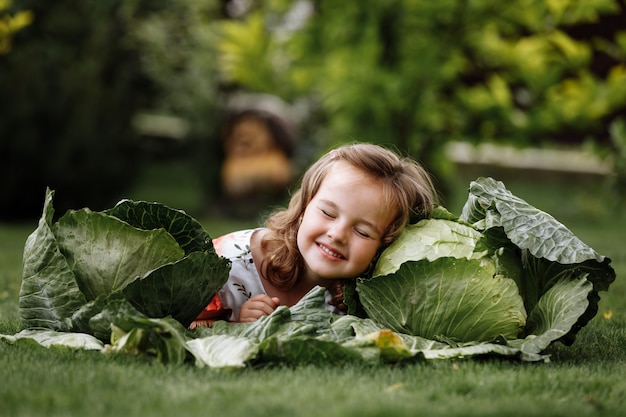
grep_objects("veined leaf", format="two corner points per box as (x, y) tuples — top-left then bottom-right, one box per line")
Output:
(19, 188), (87, 330)
(122, 251), (230, 327)
(106, 199), (215, 254)
(53, 209), (184, 300)
(360, 257), (526, 342)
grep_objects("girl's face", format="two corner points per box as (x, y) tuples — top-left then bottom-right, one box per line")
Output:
(297, 161), (395, 284)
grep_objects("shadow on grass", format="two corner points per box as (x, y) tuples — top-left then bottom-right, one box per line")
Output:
(546, 314), (626, 364)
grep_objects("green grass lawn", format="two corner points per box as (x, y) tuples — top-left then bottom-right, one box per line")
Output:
(1, 162), (625, 417)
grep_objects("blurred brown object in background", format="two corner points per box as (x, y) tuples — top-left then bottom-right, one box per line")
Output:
(220, 108), (296, 216)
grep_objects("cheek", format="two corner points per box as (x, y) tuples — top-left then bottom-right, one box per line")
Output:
(298, 208), (317, 236)
(296, 216), (312, 251)
(296, 227), (305, 252)
(354, 241), (381, 266)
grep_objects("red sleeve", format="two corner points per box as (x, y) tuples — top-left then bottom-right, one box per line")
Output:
(194, 294), (228, 322)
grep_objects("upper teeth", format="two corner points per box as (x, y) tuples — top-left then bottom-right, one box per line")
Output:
(320, 244), (342, 258)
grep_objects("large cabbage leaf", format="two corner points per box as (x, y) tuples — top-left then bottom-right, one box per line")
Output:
(121, 250), (230, 327)
(460, 177), (615, 346)
(461, 177), (604, 264)
(20, 188), (88, 331)
(361, 257), (526, 342)
(53, 209), (184, 300)
(373, 209), (486, 277)
(105, 199), (216, 255)
(19, 188), (231, 338)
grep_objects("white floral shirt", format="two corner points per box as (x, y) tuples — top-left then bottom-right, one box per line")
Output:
(213, 229), (265, 321)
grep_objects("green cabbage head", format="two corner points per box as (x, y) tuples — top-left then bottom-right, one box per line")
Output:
(356, 178), (615, 355)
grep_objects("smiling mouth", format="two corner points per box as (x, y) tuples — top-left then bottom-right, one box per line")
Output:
(317, 243), (346, 260)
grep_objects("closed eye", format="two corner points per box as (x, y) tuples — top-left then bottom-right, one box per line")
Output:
(320, 208), (336, 219)
(355, 228), (372, 239)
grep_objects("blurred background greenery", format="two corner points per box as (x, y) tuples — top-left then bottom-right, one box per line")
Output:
(1, 0), (625, 221)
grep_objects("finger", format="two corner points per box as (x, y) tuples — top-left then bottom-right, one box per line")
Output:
(248, 294), (275, 303)
(189, 319), (211, 329)
(239, 299), (278, 322)
(248, 294), (280, 310)
(239, 308), (271, 322)
(247, 299), (277, 315)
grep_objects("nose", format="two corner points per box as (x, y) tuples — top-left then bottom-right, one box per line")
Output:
(327, 222), (348, 244)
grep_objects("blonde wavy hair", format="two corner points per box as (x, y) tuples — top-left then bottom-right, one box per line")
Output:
(260, 143), (438, 310)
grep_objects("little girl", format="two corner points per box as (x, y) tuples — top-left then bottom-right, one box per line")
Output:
(191, 143), (438, 327)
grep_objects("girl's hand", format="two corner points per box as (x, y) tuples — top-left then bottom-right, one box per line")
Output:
(239, 294), (281, 322)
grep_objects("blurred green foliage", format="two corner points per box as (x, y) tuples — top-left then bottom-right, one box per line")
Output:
(118, 0), (226, 214)
(1, 0), (624, 220)
(0, 0), (32, 54)
(0, 0), (149, 219)
(0, 0), (224, 220)
(216, 0), (626, 189)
